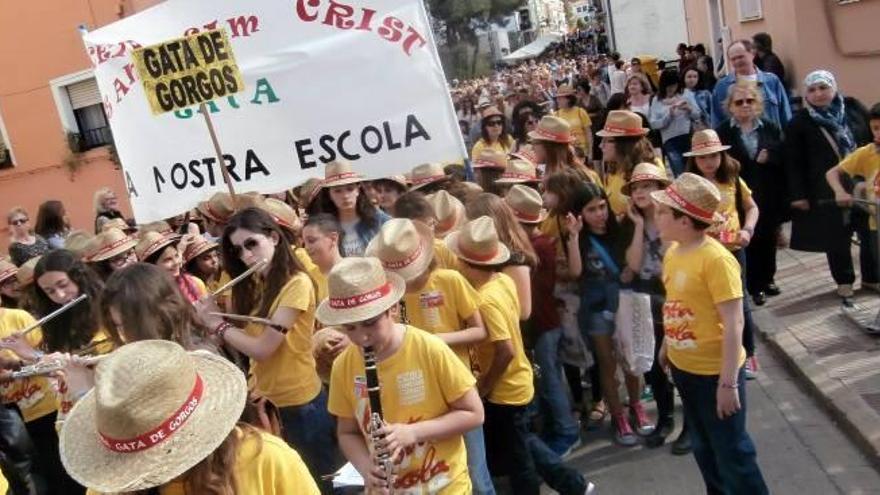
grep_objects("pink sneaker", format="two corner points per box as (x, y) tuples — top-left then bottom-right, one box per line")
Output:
(629, 401), (655, 436)
(613, 412), (638, 446)
(745, 355), (759, 380)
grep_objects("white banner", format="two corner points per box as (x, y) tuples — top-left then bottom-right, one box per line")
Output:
(84, 0), (466, 222)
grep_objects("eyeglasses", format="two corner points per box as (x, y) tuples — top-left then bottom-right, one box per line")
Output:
(9, 218), (27, 226)
(486, 120), (504, 127)
(232, 237), (262, 258)
(733, 98), (756, 107)
(526, 119), (538, 125)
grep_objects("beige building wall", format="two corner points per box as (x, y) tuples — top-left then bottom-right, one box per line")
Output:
(683, 0), (880, 105)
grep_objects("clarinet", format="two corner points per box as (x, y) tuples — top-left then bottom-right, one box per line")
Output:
(364, 346), (394, 492)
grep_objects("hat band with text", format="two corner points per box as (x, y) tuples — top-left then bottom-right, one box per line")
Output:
(665, 187), (714, 221)
(411, 174), (445, 186)
(602, 123), (644, 135)
(512, 208), (542, 222)
(329, 282), (393, 309)
(459, 243), (500, 262)
(532, 127), (569, 142)
(94, 236), (135, 259)
(324, 172), (362, 184)
(691, 140), (724, 151)
(381, 242), (423, 270)
(501, 172), (537, 181)
(99, 373), (204, 454)
(630, 173), (665, 184)
(0, 268), (17, 283)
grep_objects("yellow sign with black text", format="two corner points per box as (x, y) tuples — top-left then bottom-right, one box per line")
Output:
(132, 29), (245, 115)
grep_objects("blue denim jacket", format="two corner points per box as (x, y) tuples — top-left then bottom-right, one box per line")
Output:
(711, 69), (791, 129)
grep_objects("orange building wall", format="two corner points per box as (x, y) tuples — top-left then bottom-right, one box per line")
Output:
(683, 0), (880, 104)
(0, 0), (161, 252)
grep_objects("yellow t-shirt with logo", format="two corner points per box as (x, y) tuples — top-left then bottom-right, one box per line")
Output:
(471, 137), (514, 160)
(474, 274), (534, 406)
(434, 239), (461, 272)
(839, 143), (880, 230)
(328, 326), (474, 494)
(86, 428), (320, 495)
(555, 107), (592, 150)
(0, 309), (57, 423)
(605, 171), (628, 217)
(293, 247), (328, 307)
(662, 237), (747, 375)
(245, 272), (322, 407)
(706, 178), (751, 251)
(403, 269), (481, 369)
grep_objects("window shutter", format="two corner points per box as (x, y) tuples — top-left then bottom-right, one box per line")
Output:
(66, 78), (102, 110)
(738, 0), (763, 21)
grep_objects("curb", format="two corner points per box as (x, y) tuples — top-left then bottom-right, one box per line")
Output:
(752, 307), (880, 470)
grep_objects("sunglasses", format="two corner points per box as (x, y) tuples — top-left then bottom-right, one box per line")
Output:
(231, 237), (262, 258)
(526, 118), (539, 125)
(733, 98), (755, 107)
(9, 218), (27, 226)
(486, 120), (504, 127)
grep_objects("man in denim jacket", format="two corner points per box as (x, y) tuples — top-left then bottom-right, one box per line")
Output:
(711, 39), (791, 129)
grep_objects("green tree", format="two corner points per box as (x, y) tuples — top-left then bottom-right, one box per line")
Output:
(426, 0), (523, 79)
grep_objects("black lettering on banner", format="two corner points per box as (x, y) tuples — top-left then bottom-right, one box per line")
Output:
(210, 30), (230, 61)
(188, 159), (205, 187)
(154, 167), (167, 193)
(171, 163), (188, 189)
(197, 33), (217, 63)
(202, 157), (218, 185)
(405, 114), (430, 146)
(221, 66), (238, 92)
(125, 171), (139, 198)
(244, 149), (270, 179)
(143, 49), (162, 78)
(318, 135), (337, 163)
(338, 131), (361, 160)
(383, 121), (401, 150)
(156, 82), (173, 112)
(149, 149), (270, 192)
(361, 126), (382, 154)
(223, 154), (241, 181)
(295, 139), (317, 169)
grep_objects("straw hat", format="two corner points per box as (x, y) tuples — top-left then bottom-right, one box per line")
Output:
(556, 84), (576, 97)
(481, 106), (503, 119)
(496, 159), (539, 184)
(65, 230), (96, 259)
(85, 228), (138, 263)
(315, 257), (406, 326)
(261, 198), (301, 234)
(621, 162), (672, 196)
(321, 160), (365, 189)
(650, 173), (723, 224)
(410, 163), (449, 191)
(504, 185), (548, 225)
(426, 190), (466, 238)
(527, 116), (573, 144)
(473, 150), (508, 170)
(101, 218), (136, 234)
(596, 110), (650, 137)
(374, 175), (409, 191)
(0, 259), (17, 285)
(139, 221), (173, 237)
(510, 146), (538, 166)
(136, 231), (180, 262)
(235, 192), (268, 211)
(16, 256), (40, 286)
(444, 216), (511, 266)
(683, 129), (731, 157)
(182, 234), (218, 264)
(197, 192), (235, 224)
(365, 219), (435, 282)
(59, 340), (247, 493)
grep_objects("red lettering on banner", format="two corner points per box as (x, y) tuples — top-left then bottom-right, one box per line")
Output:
(295, 0), (429, 57)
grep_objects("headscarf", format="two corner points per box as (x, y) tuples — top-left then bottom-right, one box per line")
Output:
(803, 70), (856, 156)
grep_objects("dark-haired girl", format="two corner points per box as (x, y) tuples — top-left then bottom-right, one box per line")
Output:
(34, 200), (70, 250)
(136, 231), (207, 304)
(196, 207), (338, 492)
(649, 69), (700, 176)
(316, 162), (390, 258)
(471, 107), (515, 159)
(682, 66), (713, 130)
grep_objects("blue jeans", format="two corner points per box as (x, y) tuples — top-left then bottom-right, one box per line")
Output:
(279, 390), (338, 494)
(527, 434), (587, 495)
(663, 133), (691, 177)
(464, 426), (496, 495)
(533, 328), (578, 439)
(671, 367), (768, 495)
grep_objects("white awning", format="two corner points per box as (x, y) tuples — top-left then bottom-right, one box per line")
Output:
(502, 34), (563, 62)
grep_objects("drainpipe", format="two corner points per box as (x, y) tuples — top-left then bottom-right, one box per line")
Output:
(604, 0), (616, 52)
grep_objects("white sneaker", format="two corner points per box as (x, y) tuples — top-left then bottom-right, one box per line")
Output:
(838, 284), (854, 298)
(585, 482), (597, 494)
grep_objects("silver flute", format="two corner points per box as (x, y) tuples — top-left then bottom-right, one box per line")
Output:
(11, 355), (104, 379)
(17, 294), (88, 337)
(364, 346), (394, 492)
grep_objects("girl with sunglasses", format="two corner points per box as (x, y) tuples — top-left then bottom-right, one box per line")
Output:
(196, 207), (338, 493)
(471, 106), (514, 160)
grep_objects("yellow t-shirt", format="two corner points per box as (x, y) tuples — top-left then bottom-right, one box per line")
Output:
(471, 137), (514, 160)
(434, 239), (461, 272)
(706, 178), (752, 250)
(0, 310), (57, 423)
(604, 171), (628, 217)
(474, 274), (534, 406)
(86, 428), (320, 495)
(839, 143), (880, 230)
(293, 247), (328, 307)
(328, 327), (474, 494)
(245, 272), (322, 407)
(662, 237), (747, 375)
(402, 269), (481, 369)
(205, 270), (231, 295)
(555, 107), (592, 150)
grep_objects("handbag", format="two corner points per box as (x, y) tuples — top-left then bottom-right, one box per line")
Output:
(614, 290), (655, 375)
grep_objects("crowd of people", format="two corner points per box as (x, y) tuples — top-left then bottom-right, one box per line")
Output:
(0, 29), (878, 495)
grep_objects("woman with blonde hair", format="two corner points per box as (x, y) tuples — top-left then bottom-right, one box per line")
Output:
(92, 187), (126, 233)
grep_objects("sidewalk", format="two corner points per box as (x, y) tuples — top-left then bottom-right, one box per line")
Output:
(752, 247), (880, 468)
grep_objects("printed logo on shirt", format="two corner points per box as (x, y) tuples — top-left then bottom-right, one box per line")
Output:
(672, 271), (688, 292)
(663, 300), (698, 350)
(396, 370), (425, 406)
(354, 375), (367, 400)
(419, 291), (445, 308)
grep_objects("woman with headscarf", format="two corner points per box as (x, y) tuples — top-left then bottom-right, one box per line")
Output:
(785, 70), (874, 306)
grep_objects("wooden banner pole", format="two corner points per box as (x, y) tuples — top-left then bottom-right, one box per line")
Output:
(199, 102), (237, 201)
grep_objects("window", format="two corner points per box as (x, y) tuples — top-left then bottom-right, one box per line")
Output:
(737, 0), (763, 22)
(0, 107), (12, 169)
(66, 78), (113, 151)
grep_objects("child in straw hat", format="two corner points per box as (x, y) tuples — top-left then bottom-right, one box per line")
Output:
(395, 191), (463, 271)
(0, 259), (21, 308)
(684, 129), (761, 377)
(320, 257), (484, 494)
(194, 208), (337, 491)
(651, 173), (769, 494)
(136, 232), (207, 304)
(365, 218), (494, 493)
(301, 213), (344, 304)
(59, 340), (320, 494)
